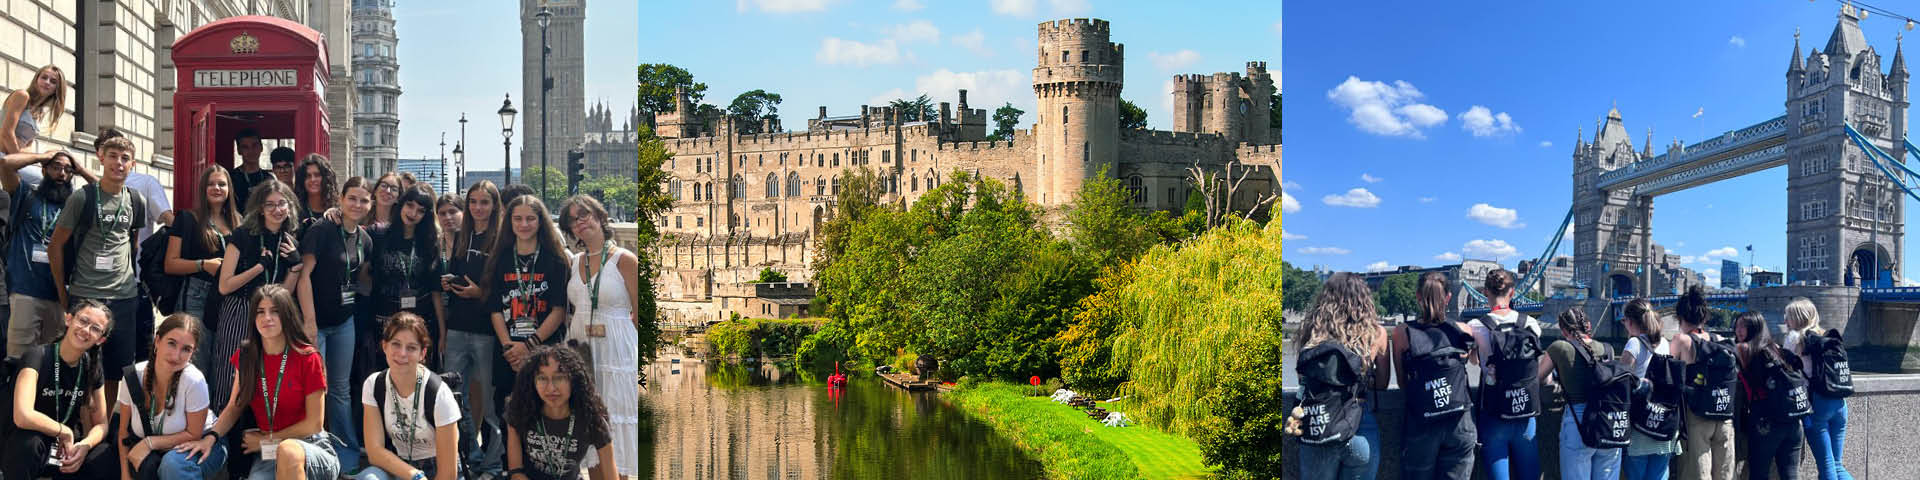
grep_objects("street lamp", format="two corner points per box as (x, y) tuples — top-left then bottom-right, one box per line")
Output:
(499, 94), (517, 185)
(457, 112), (468, 189)
(536, 6), (553, 200)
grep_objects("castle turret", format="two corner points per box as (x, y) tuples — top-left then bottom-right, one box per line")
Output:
(1033, 18), (1123, 206)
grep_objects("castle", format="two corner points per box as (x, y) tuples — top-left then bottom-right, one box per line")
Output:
(651, 19), (1281, 322)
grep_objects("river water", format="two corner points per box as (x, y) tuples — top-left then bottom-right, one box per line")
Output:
(640, 347), (1046, 479)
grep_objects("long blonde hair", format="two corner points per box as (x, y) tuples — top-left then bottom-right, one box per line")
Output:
(1296, 272), (1383, 371)
(1785, 297), (1822, 336)
(24, 65), (65, 130)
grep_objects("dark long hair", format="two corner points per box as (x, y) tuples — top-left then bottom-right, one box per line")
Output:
(458, 180), (503, 263)
(48, 300), (109, 409)
(383, 183), (440, 260)
(142, 314), (201, 418)
(1557, 308), (1592, 339)
(505, 346), (611, 445)
(231, 285), (314, 410)
(1676, 285), (1710, 328)
(294, 154), (337, 214)
(190, 166), (241, 252)
(1415, 271), (1449, 325)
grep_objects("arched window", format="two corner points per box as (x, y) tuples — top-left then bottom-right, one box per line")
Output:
(730, 175), (744, 199)
(816, 176), (826, 196)
(693, 183), (703, 201)
(1127, 175), (1145, 204)
(926, 170), (936, 190)
(910, 174), (919, 192)
(832, 176), (842, 196)
(765, 173), (780, 198)
(1063, 106), (1069, 124)
(787, 172), (801, 197)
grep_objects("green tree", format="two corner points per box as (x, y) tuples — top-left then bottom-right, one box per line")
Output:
(811, 166), (888, 279)
(629, 125), (675, 385)
(1066, 166), (1185, 267)
(578, 174), (639, 221)
(1282, 260), (1321, 314)
(520, 165), (571, 209)
(636, 64), (707, 114)
(1119, 98), (1148, 130)
(726, 89), (784, 135)
(990, 102), (1024, 140)
(1377, 273), (1418, 318)
(755, 267), (788, 283)
(887, 94), (935, 122)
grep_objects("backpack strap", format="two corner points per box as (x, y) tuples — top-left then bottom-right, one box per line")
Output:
(373, 370), (391, 451)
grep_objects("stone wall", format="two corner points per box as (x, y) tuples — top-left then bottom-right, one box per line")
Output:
(1282, 375), (1920, 480)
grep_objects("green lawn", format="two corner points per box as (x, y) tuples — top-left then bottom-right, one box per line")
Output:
(945, 382), (1214, 480)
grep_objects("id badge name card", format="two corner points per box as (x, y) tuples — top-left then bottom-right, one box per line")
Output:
(30, 245), (48, 264)
(511, 317), (537, 339)
(44, 444), (61, 467)
(588, 324), (607, 338)
(341, 283), (357, 306)
(399, 289), (418, 309)
(260, 438), (277, 461)
(93, 255), (112, 270)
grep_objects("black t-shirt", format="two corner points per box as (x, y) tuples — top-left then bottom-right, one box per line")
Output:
(518, 414), (610, 480)
(226, 166), (274, 210)
(300, 219), (372, 329)
(369, 225), (444, 319)
(20, 344), (100, 433)
(491, 247), (568, 342)
(168, 211), (228, 283)
(227, 227), (298, 301)
(445, 228), (497, 334)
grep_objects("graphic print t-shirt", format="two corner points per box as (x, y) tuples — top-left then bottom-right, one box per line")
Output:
(493, 250), (568, 343)
(54, 186), (137, 299)
(22, 344), (100, 433)
(519, 415), (609, 480)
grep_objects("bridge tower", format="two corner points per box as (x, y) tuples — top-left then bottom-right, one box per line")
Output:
(1785, 7), (1908, 287)
(1571, 107), (1655, 303)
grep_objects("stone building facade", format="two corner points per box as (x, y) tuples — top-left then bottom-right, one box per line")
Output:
(1, 0), (352, 201)
(519, 0), (585, 177)
(351, 0), (399, 179)
(581, 100), (641, 187)
(650, 18), (1280, 323)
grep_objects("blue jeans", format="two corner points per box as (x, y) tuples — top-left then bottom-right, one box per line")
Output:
(1804, 393), (1854, 480)
(1480, 415), (1540, 480)
(317, 320), (363, 474)
(443, 330), (501, 473)
(1559, 405), (1622, 480)
(1623, 453), (1671, 480)
(157, 441), (229, 480)
(1297, 411), (1379, 480)
(247, 433), (343, 480)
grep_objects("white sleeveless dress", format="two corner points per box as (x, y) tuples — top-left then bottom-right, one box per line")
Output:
(566, 246), (638, 476)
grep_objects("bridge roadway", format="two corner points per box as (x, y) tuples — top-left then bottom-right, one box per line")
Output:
(1594, 115), (1790, 196)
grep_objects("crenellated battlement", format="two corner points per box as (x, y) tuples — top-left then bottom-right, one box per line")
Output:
(1124, 129), (1228, 147)
(1038, 18), (1110, 37)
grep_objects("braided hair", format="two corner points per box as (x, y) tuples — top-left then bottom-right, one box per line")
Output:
(141, 314), (201, 423)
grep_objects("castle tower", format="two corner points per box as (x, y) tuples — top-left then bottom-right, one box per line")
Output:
(351, 0), (401, 179)
(1784, 5), (1907, 286)
(521, 0), (587, 178)
(1571, 107), (1654, 303)
(1033, 18), (1123, 206)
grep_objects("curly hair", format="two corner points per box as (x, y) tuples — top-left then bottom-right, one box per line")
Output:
(294, 154), (338, 214)
(239, 179), (300, 236)
(1295, 272), (1383, 371)
(505, 345), (611, 446)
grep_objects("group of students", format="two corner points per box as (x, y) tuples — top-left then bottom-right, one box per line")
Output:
(1293, 271), (1857, 480)
(1, 63), (640, 480)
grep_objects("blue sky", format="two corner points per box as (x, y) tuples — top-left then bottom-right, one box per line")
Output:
(1284, 0), (1920, 288)
(393, 0), (638, 171)
(635, 0), (1281, 133)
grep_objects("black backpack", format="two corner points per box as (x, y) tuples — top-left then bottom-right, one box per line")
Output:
(60, 184), (146, 290)
(1745, 345), (1812, 420)
(1567, 337), (1633, 449)
(1630, 335), (1684, 441)
(1805, 329), (1854, 398)
(1477, 316), (1543, 420)
(1403, 322), (1472, 420)
(1683, 332), (1740, 420)
(138, 224), (180, 315)
(1294, 342), (1368, 445)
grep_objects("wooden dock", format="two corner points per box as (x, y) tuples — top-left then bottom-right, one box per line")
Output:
(878, 371), (940, 391)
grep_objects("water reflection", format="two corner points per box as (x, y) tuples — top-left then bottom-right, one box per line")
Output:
(641, 348), (1045, 479)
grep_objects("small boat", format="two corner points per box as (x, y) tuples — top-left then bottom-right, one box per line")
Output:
(827, 363), (848, 388)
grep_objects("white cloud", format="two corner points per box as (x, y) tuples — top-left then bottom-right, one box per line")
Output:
(1149, 50), (1202, 70)
(1281, 181), (1301, 191)
(1419, 196), (1436, 203)
(913, 69), (1026, 110)
(1282, 229), (1306, 240)
(867, 88), (908, 108)
(1729, 35), (1746, 48)
(1704, 246), (1739, 259)
(1325, 76), (1447, 138)
(952, 29), (991, 56)
(989, 0), (1034, 16)
(1361, 173), (1383, 183)
(1298, 246), (1352, 255)
(1539, 140), (1554, 148)
(1563, 223), (1574, 240)
(1365, 261), (1393, 272)
(817, 37), (901, 66)
(892, 0), (924, 11)
(1435, 252), (1463, 262)
(737, 0), (838, 13)
(1459, 105), (1521, 137)
(1280, 191), (1301, 213)
(1467, 203), (1524, 229)
(887, 20), (940, 44)
(1322, 188), (1381, 208)
(1463, 239), (1520, 260)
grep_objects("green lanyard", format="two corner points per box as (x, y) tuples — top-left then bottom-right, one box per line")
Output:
(94, 189), (125, 231)
(259, 348), (289, 432)
(515, 249), (540, 300)
(35, 202), (55, 245)
(142, 367), (174, 436)
(260, 233), (282, 284)
(51, 344), (85, 428)
(341, 226), (360, 279)
(586, 248), (610, 315)
(388, 366), (425, 453)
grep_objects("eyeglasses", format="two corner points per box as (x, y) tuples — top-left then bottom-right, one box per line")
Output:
(379, 183), (400, 193)
(263, 200), (291, 210)
(72, 319), (107, 336)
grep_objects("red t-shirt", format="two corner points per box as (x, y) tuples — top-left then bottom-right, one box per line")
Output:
(229, 345), (326, 432)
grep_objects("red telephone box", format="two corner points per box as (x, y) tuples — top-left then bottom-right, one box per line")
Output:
(170, 16), (331, 210)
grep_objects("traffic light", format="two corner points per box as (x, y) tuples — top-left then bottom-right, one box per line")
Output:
(567, 149), (587, 195)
